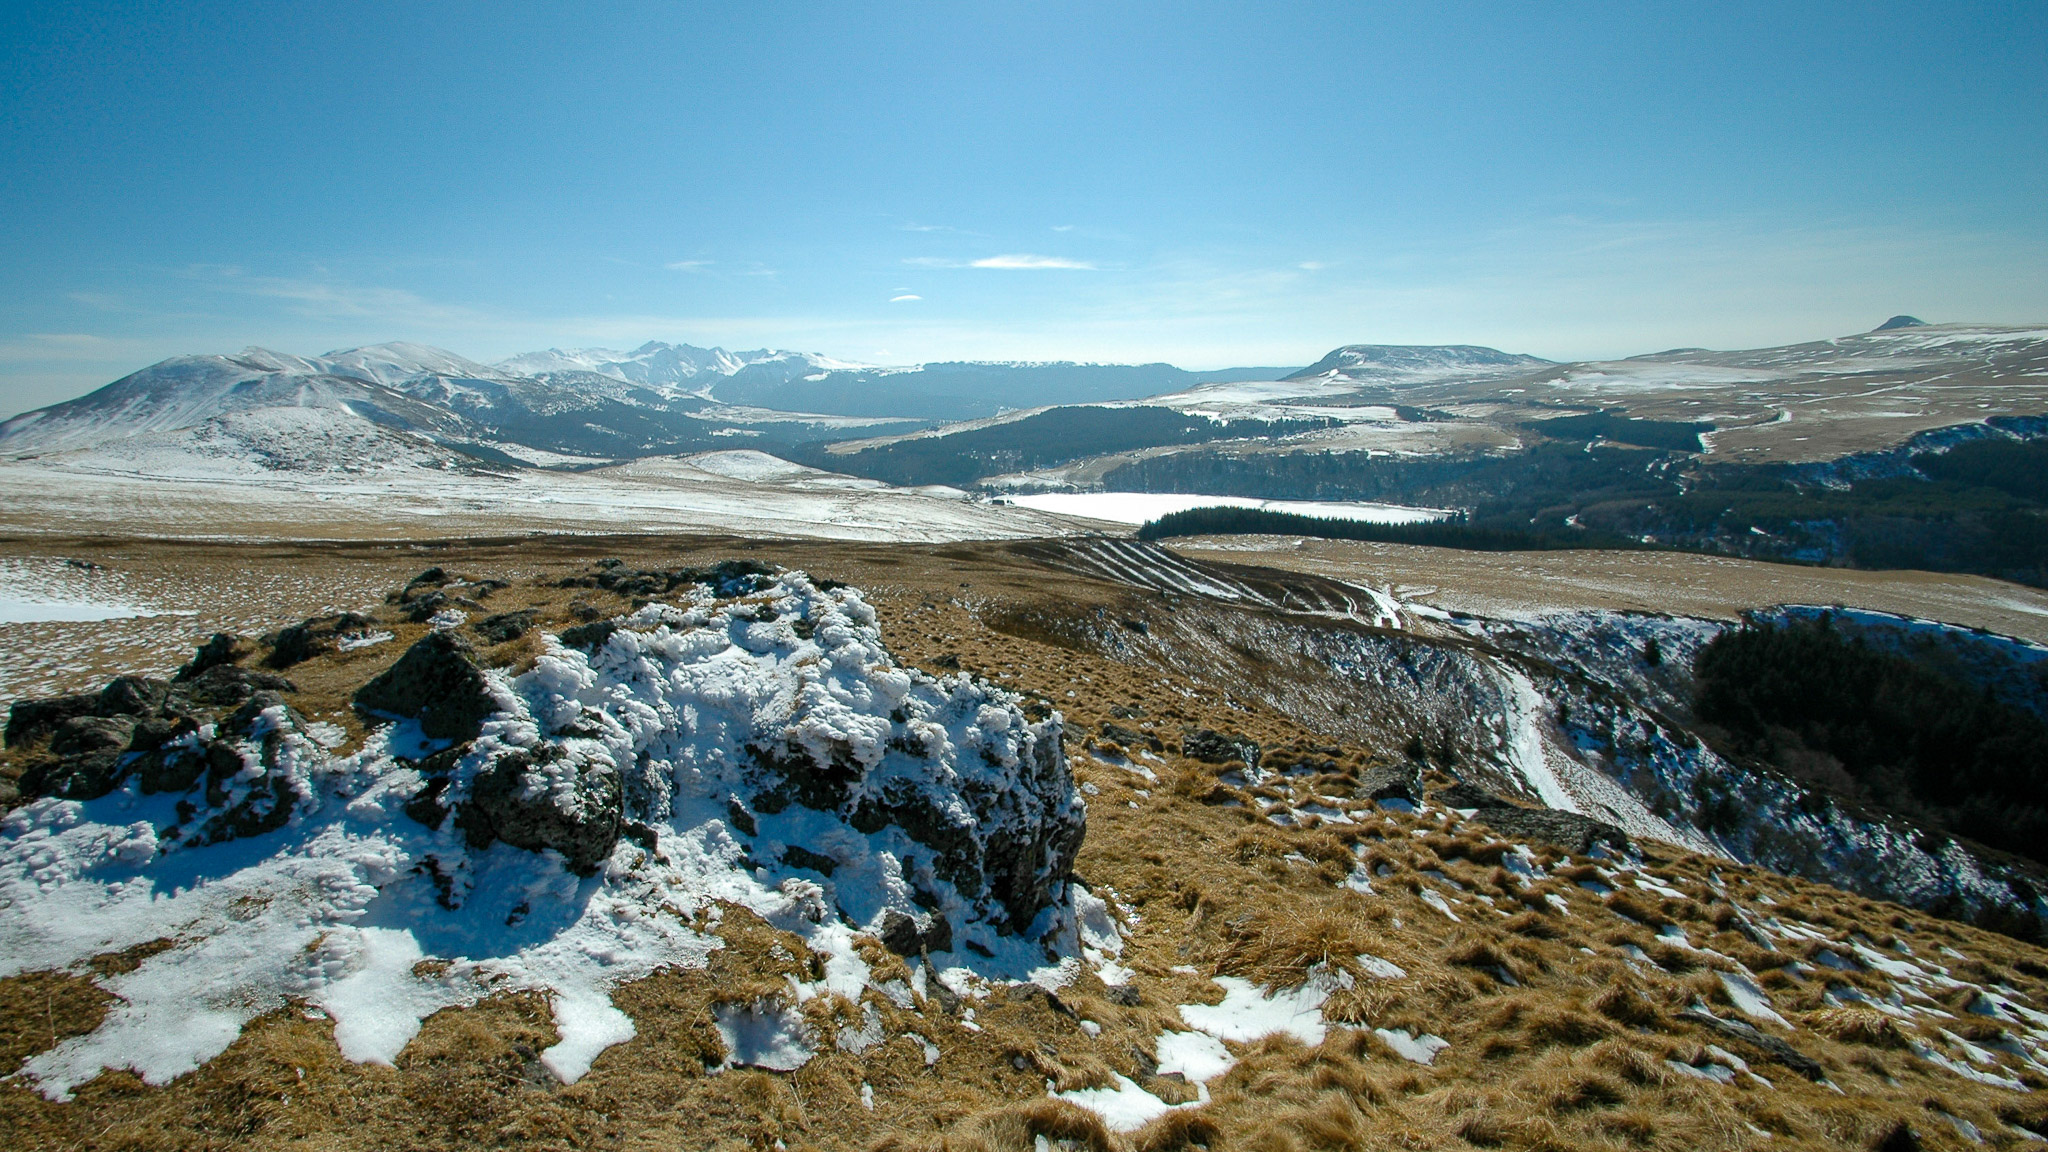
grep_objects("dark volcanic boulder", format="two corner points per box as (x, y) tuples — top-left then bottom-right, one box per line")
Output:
(17, 749), (127, 801)
(459, 744), (623, 874)
(265, 612), (377, 669)
(1431, 782), (1630, 855)
(1182, 728), (1261, 771)
(51, 715), (136, 756)
(5, 693), (99, 748)
(170, 665), (297, 710)
(396, 567), (450, 602)
(175, 633), (244, 681)
(353, 632), (499, 743)
(877, 908), (953, 956)
(98, 675), (169, 718)
(473, 610), (537, 644)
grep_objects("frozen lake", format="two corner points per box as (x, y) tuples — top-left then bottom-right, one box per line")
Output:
(999, 491), (1449, 527)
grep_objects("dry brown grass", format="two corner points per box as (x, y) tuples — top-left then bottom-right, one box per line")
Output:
(1806, 1007), (1910, 1049)
(1216, 905), (1372, 987)
(8, 535), (2048, 1152)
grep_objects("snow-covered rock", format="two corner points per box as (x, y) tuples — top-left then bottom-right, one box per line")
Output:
(0, 570), (1087, 1098)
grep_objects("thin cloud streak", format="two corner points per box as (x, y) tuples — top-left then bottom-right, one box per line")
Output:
(969, 254), (1096, 270)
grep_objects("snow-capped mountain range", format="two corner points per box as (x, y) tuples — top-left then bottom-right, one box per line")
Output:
(0, 341), (912, 469)
(0, 341), (1305, 471)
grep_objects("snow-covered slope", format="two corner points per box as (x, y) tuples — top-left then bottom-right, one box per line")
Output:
(0, 572), (1088, 1097)
(0, 349), (476, 455)
(0, 341), (916, 470)
(316, 342), (504, 388)
(495, 343), (865, 395)
(46, 407), (508, 480)
(1284, 344), (1553, 385)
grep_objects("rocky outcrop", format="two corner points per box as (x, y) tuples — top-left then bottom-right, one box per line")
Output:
(458, 744), (623, 874)
(1355, 762), (1422, 805)
(1431, 783), (1630, 855)
(265, 612), (377, 668)
(176, 633), (244, 681)
(1181, 728), (1261, 771)
(4, 633), (314, 848)
(7, 641), (282, 803)
(353, 632), (498, 743)
(477, 572), (1086, 939)
(473, 610), (536, 644)
(554, 557), (774, 600)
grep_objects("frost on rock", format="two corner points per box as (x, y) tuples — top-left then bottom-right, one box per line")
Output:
(0, 569), (1087, 1099)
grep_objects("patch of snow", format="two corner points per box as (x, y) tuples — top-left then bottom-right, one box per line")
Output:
(836, 1001), (886, 1054)
(717, 998), (817, 1072)
(1719, 971), (1792, 1028)
(1666, 1059), (1737, 1084)
(1178, 969), (1343, 1046)
(1355, 953), (1407, 980)
(1155, 1029), (1236, 1082)
(1054, 1074), (1203, 1133)
(1374, 1028), (1451, 1065)
(1419, 888), (1461, 921)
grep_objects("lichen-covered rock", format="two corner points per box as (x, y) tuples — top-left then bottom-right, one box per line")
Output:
(458, 744), (623, 874)
(98, 675), (170, 718)
(1471, 806), (1629, 855)
(50, 715), (135, 757)
(1356, 762), (1422, 804)
(353, 632), (498, 742)
(1182, 728), (1261, 771)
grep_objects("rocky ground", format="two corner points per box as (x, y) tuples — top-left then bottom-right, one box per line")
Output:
(4, 535), (2048, 1151)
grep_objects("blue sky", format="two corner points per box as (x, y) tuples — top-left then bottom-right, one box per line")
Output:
(2, 0), (2044, 415)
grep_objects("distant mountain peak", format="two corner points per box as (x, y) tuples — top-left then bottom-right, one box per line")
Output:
(1874, 315), (1928, 331)
(1284, 343), (1551, 382)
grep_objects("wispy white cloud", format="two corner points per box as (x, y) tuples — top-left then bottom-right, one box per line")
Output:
(890, 294), (923, 303)
(66, 292), (127, 311)
(968, 254), (1096, 270)
(902, 253), (1098, 270)
(191, 268), (497, 329)
(1297, 261), (1326, 271)
(1050, 224), (1074, 232)
(665, 259), (713, 271)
